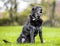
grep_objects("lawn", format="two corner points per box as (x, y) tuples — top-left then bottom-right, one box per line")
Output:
(0, 26), (60, 46)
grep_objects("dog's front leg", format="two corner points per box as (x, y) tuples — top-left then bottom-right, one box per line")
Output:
(39, 27), (43, 43)
(39, 31), (43, 43)
(30, 30), (34, 43)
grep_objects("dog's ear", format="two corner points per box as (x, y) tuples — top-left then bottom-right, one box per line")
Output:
(32, 7), (35, 11)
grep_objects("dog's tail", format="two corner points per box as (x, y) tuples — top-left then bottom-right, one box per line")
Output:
(3, 40), (10, 43)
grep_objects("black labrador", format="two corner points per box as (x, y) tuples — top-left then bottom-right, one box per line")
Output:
(17, 6), (43, 43)
(3, 6), (43, 43)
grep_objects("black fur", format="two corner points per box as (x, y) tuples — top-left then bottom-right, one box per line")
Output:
(17, 6), (43, 43)
(3, 6), (43, 43)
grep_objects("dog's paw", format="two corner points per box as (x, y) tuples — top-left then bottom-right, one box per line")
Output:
(22, 38), (25, 43)
(43, 40), (46, 43)
(41, 40), (46, 43)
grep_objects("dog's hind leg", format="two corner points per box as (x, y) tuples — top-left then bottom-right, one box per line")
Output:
(17, 34), (27, 43)
(30, 30), (35, 43)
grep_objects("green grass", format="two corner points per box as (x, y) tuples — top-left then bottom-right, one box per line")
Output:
(0, 26), (60, 46)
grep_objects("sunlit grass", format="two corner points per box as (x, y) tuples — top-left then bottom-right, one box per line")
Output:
(0, 26), (60, 46)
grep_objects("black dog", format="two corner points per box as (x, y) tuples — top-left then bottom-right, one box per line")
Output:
(17, 6), (43, 43)
(3, 6), (43, 43)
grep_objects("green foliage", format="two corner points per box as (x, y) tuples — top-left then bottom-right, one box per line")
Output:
(0, 26), (60, 46)
(0, 19), (9, 26)
(15, 6), (32, 25)
(17, 15), (28, 25)
(0, 1), (60, 27)
(0, 6), (31, 26)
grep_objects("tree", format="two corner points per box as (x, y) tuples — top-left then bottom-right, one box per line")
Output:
(49, 0), (56, 26)
(41, 0), (56, 26)
(4, 0), (18, 23)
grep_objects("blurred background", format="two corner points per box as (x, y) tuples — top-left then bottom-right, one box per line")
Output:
(0, 0), (60, 45)
(0, 0), (60, 27)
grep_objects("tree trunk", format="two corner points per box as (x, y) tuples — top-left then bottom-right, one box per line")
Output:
(50, 0), (56, 26)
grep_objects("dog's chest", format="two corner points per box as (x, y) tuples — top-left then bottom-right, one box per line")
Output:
(30, 19), (42, 27)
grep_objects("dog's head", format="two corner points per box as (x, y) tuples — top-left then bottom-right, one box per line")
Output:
(30, 6), (42, 21)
